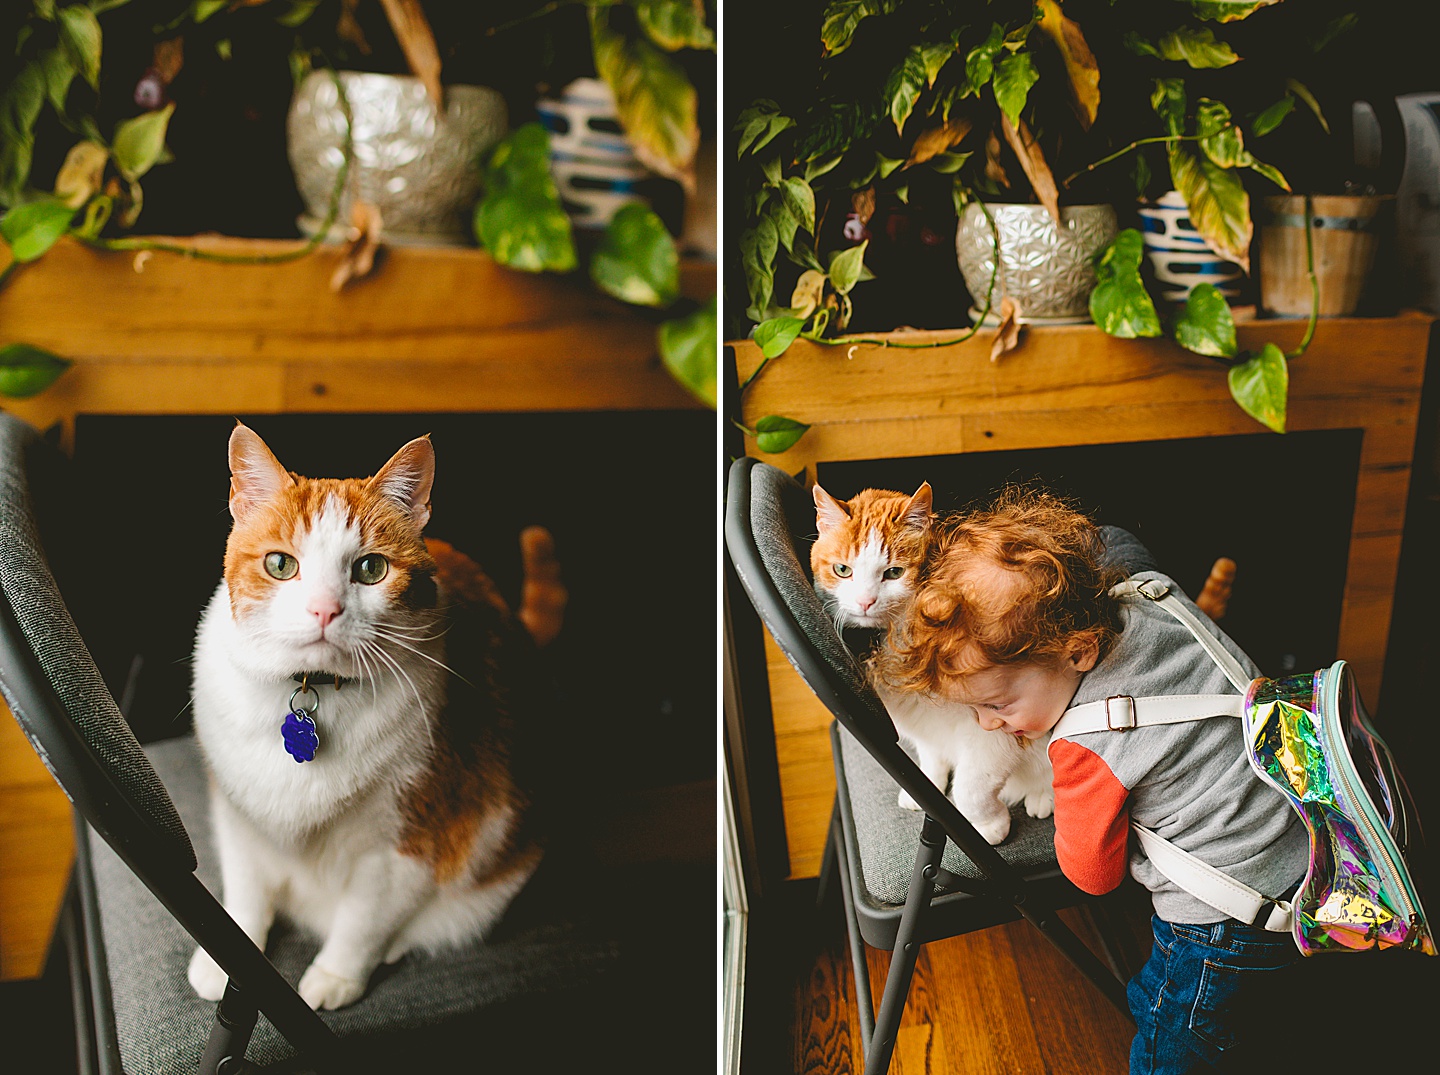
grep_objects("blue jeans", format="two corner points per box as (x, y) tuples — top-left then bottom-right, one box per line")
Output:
(1127, 915), (1298, 1074)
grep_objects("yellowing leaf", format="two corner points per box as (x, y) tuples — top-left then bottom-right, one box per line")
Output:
(1036, 0), (1100, 131)
(1227, 343), (1288, 433)
(635, 0), (715, 52)
(1169, 144), (1251, 273)
(592, 6), (700, 192)
(906, 118), (973, 167)
(54, 140), (107, 209)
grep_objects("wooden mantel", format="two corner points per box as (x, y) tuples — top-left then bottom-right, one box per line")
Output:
(0, 237), (712, 443)
(730, 311), (1435, 878)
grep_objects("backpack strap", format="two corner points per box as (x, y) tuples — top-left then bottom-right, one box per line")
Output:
(1053, 576), (1294, 934)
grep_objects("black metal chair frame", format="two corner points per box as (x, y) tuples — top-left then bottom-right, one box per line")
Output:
(724, 456), (1134, 1075)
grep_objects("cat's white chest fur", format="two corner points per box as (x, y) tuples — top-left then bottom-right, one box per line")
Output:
(191, 584), (436, 846)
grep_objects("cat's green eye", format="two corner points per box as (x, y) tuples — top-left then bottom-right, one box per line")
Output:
(352, 554), (389, 585)
(263, 552), (298, 581)
(883, 566), (905, 580)
(833, 564), (852, 578)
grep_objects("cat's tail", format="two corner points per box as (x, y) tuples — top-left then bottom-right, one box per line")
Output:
(1196, 556), (1236, 622)
(518, 526), (566, 648)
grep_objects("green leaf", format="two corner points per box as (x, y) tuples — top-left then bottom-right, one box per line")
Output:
(634, 0), (715, 52)
(591, 5), (699, 189)
(590, 203), (679, 307)
(754, 315), (805, 359)
(0, 198), (78, 261)
(778, 176), (815, 235)
(658, 296), (716, 408)
(111, 103), (175, 180)
(1157, 27), (1239, 68)
(473, 124), (577, 273)
(1168, 144), (1251, 272)
(992, 51), (1038, 129)
(1286, 78), (1329, 135)
(0, 343), (71, 399)
(1089, 229), (1162, 338)
(803, 152), (842, 182)
(884, 47), (927, 134)
(767, 199), (799, 254)
(191, 0), (227, 21)
(1251, 95), (1295, 138)
(921, 38), (957, 86)
(1123, 31), (1161, 59)
(1172, 283), (1236, 357)
(1, 63), (46, 204)
(1227, 343), (1288, 433)
(37, 49), (75, 115)
(56, 4), (101, 90)
(740, 218), (778, 318)
(875, 153), (904, 179)
(754, 415), (810, 454)
(1248, 159), (1289, 191)
(828, 240), (868, 295)
(1196, 98), (1244, 168)
(821, 0), (886, 58)
(1189, 1), (1279, 23)
(1151, 78), (1186, 137)
(735, 101), (793, 158)
(964, 23), (1005, 97)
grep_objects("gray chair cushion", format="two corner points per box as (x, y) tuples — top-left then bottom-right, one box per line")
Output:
(837, 725), (1059, 907)
(89, 735), (618, 1075)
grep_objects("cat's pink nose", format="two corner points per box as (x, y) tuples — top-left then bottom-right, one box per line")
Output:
(857, 596), (876, 613)
(307, 597), (343, 631)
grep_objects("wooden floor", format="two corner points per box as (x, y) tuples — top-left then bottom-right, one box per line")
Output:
(782, 887), (1150, 1075)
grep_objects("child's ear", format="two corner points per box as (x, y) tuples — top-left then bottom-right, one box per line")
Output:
(1069, 637), (1100, 672)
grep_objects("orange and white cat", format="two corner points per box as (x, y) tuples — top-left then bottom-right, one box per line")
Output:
(187, 424), (560, 1010)
(812, 482), (1054, 844)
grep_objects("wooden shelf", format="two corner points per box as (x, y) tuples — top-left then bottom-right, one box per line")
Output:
(0, 237), (714, 439)
(729, 312), (1436, 878)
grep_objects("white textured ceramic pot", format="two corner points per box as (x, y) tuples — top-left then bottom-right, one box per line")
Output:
(287, 71), (509, 245)
(955, 202), (1118, 322)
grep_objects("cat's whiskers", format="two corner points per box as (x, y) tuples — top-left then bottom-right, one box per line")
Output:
(358, 638), (436, 757)
(370, 628), (468, 685)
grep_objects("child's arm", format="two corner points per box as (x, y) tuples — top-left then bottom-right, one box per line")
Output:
(1049, 739), (1131, 894)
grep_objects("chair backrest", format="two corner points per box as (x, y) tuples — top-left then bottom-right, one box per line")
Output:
(723, 456), (1028, 876)
(0, 412), (195, 876)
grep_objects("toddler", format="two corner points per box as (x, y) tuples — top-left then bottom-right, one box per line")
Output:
(876, 487), (1308, 1074)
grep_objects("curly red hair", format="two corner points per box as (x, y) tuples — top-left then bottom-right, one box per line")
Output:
(875, 487), (1124, 696)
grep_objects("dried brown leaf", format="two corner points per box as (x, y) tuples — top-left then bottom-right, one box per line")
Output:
(790, 270), (826, 319)
(990, 295), (1022, 362)
(1036, 0), (1100, 131)
(54, 141), (108, 208)
(378, 0), (443, 110)
(850, 187), (876, 227)
(1000, 113), (1061, 229)
(906, 117), (973, 167)
(330, 200), (383, 292)
(153, 38), (184, 84)
(984, 129), (1011, 189)
(337, 0), (372, 55)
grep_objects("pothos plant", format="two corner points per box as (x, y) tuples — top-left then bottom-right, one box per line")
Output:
(473, 0), (717, 408)
(733, 0), (1352, 452)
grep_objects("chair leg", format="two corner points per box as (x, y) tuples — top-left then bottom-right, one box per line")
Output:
(863, 816), (945, 1075)
(816, 796), (841, 909)
(199, 980), (260, 1075)
(833, 809), (876, 1047)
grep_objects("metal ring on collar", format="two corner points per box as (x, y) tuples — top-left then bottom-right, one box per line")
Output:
(289, 684), (320, 714)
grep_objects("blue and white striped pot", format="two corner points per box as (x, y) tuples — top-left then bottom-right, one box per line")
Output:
(1137, 190), (1247, 303)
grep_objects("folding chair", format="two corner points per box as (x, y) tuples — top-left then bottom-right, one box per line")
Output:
(724, 456), (1138, 1075)
(0, 412), (619, 1074)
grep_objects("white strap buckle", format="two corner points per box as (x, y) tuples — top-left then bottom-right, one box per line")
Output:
(1136, 579), (1170, 600)
(1106, 695), (1137, 730)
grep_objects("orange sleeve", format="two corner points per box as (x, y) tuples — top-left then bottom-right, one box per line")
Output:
(1049, 738), (1131, 895)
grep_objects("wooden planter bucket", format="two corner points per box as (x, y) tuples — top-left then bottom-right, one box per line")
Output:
(1260, 195), (1394, 316)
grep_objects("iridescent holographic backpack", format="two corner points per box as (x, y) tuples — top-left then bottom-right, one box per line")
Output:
(1052, 578), (1434, 956)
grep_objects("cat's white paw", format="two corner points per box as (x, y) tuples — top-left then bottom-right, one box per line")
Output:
(188, 947), (229, 1002)
(972, 811), (1012, 845)
(1024, 786), (1055, 819)
(897, 788), (922, 812)
(298, 962), (368, 1010)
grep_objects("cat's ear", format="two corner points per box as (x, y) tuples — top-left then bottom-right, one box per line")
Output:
(369, 435), (435, 529)
(904, 482), (934, 529)
(228, 423), (294, 521)
(812, 484), (851, 534)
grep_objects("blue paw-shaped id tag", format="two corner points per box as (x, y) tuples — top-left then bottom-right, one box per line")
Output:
(283, 683), (321, 763)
